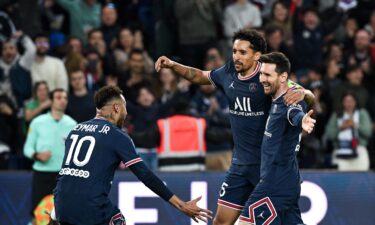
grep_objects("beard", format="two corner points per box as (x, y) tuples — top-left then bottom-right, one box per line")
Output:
(116, 114), (126, 128)
(262, 82), (279, 97)
(37, 50), (48, 57)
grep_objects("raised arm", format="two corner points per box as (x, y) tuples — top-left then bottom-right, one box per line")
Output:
(155, 56), (211, 85)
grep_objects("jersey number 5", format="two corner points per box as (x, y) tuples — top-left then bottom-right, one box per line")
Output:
(65, 134), (96, 167)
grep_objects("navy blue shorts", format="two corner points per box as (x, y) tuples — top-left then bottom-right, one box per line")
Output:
(239, 181), (304, 225)
(217, 164), (260, 211)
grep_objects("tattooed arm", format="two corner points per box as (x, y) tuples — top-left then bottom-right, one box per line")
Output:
(155, 56), (211, 85)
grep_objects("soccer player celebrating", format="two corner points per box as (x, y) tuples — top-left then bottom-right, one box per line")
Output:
(52, 86), (212, 225)
(238, 52), (315, 225)
(155, 29), (314, 225)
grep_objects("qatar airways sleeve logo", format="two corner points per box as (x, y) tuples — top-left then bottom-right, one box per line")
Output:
(234, 97), (252, 112)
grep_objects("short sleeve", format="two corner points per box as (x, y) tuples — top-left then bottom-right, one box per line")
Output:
(208, 63), (231, 90)
(115, 131), (142, 167)
(287, 79), (304, 90)
(287, 103), (306, 127)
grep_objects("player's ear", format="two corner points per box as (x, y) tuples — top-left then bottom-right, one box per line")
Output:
(280, 72), (288, 82)
(114, 104), (119, 112)
(254, 51), (261, 61)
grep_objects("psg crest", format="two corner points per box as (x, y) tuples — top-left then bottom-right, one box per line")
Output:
(249, 83), (258, 92)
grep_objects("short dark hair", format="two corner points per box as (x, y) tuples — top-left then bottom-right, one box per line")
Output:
(50, 88), (66, 100)
(232, 29), (267, 53)
(129, 48), (144, 59)
(33, 33), (49, 42)
(259, 52), (290, 75)
(94, 86), (123, 109)
(87, 28), (102, 39)
(33, 81), (49, 97)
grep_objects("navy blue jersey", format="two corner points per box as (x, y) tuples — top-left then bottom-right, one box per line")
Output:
(260, 94), (307, 187)
(54, 118), (142, 224)
(208, 61), (271, 164)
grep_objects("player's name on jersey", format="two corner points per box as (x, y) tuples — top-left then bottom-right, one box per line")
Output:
(73, 123), (111, 134)
(229, 110), (264, 117)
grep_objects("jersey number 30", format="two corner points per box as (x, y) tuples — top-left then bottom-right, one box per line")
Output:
(65, 134), (96, 167)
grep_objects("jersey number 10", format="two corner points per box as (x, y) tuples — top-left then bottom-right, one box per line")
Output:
(65, 134), (96, 167)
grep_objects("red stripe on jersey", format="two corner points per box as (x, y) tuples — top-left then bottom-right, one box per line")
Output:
(124, 157), (142, 167)
(217, 199), (243, 210)
(247, 197), (277, 225)
(239, 215), (252, 222)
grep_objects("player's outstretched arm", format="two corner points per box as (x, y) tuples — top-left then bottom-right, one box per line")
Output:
(169, 195), (213, 223)
(155, 56), (211, 85)
(302, 110), (316, 134)
(128, 161), (212, 222)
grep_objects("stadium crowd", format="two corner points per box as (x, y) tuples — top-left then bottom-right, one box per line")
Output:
(0, 0), (375, 171)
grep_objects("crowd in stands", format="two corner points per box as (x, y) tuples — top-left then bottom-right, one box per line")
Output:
(0, 0), (375, 171)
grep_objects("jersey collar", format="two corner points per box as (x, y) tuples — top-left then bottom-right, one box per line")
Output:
(237, 61), (261, 81)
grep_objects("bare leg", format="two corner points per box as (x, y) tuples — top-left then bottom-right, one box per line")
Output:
(213, 204), (241, 225)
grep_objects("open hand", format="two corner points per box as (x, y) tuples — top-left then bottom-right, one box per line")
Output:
(181, 196), (213, 223)
(302, 110), (316, 134)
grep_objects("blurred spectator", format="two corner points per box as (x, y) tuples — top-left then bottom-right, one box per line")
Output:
(0, 10), (16, 43)
(118, 48), (153, 103)
(131, 95), (232, 171)
(156, 68), (179, 104)
(344, 29), (374, 76)
(264, 25), (293, 66)
(66, 70), (96, 123)
(322, 59), (343, 115)
(264, 1), (293, 47)
(68, 36), (84, 54)
(4, 0), (42, 37)
(31, 33), (68, 91)
(325, 92), (372, 171)
(113, 27), (134, 74)
(293, 6), (324, 79)
(40, 0), (69, 33)
(84, 49), (104, 91)
(113, 28), (154, 75)
(87, 28), (106, 57)
(223, 0), (262, 48)
(24, 81), (51, 128)
(204, 47), (225, 70)
(324, 41), (344, 66)
(333, 65), (370, 112)
(0, 31), (35, 109)
(175, 0), (222, 68)
(56, 0), (101, 43)
(364, 10), (375, 41)
(126, 86), (173, 171)
(335, 17), (359, 51)
(191, 85), (232, 171)
(0, 94), (18, 169)
(64, 51), (86, 75)
(100, 3), (120, 50)
(23, 89), (76, 222)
